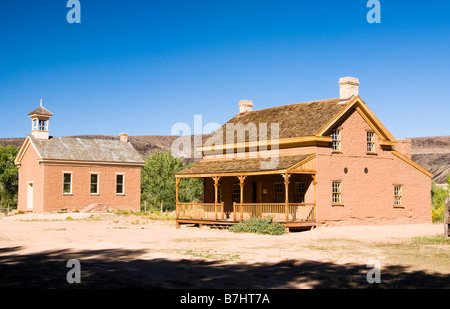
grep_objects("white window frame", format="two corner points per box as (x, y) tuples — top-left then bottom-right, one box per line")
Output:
(367, 132), (375, 153)
(90, 173), (100, 195)
(394, 185), (403, 207)
(116, 173), (125, 195)
(332, 181), (342, 204)
(332, 129), (341, 151)
(63, 172), (73, 195)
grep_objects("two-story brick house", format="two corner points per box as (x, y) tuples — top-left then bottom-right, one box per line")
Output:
(175, 77), (433, 229)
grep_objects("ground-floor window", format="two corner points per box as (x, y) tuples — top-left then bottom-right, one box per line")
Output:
(232, 183), (240, 203)
(394, 185), (403, 206)
(90, 173), (99, 195)
(116, 173), (125, 195)
(332, 181), (342, 204)
(273, 182), (284, 203)
(217, 184), (223, 203)
(295, 182), (305, 203)
(63, 172), (72, 194)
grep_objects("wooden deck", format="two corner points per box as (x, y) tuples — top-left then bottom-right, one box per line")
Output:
(175, 202), (317, 231)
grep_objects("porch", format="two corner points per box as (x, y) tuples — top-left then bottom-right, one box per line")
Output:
(175, 202), (316, 229)
(175, 153), (318, 230)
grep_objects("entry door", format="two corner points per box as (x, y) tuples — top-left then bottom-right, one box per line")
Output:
(256, 181), (263, 203)
(27, 182), (34, 209)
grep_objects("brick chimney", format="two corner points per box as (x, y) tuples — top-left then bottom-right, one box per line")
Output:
(120, 133), (128, 143)
(339, 77), (359, 102)
(239, 100), (253, 114)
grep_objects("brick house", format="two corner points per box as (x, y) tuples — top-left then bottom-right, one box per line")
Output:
(175, 77), (433, 229)
(15, 102), (145, 213)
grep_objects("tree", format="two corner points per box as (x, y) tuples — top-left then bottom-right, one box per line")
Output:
(431, 174), (450, 223)
(141, 151), (202, 212)
(0, 145), (19, 210)
(178, 164), (203, 204)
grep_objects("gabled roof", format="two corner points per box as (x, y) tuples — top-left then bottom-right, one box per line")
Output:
(204, 98), (346, 145)
(201, 96), (397, 153)
(15, 135), (145, 166)
(28, 106), (53, 117)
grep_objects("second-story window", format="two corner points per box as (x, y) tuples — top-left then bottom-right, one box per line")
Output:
(367, 132), (375, 153)
(332, 129), (341, 151)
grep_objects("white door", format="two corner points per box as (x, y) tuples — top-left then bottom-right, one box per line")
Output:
(27, 182), (34, 210)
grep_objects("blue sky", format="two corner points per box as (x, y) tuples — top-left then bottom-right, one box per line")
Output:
(0, 0), (449, 139)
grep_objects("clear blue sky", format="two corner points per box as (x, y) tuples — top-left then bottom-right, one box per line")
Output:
(0, 0), (449, 139)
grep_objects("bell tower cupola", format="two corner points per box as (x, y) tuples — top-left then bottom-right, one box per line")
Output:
(28, 99), (53, 140)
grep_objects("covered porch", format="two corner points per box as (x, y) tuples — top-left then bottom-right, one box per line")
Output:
(175, 153), (318, 230)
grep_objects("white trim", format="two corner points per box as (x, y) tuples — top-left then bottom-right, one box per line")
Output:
(89, 172), (100, 195)
(15, 136), (44, 165)
(332, 181), (342, 204)
(394, 185), (403, 207)
(331, 129), (341, 151)
(62, 171), (73, 195)
(27, 181), (34, 210)
(115, 173), (125, 195)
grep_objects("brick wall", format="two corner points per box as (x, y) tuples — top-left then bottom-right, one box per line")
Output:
(315, 107), (431, 225)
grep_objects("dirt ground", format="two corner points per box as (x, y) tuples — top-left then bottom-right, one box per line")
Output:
(0, 212), (448, 289)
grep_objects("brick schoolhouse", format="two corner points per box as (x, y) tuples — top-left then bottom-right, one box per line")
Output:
(15, 102), (145, 213)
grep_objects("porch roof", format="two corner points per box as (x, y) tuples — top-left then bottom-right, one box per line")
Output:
(176, 153), (315, 177)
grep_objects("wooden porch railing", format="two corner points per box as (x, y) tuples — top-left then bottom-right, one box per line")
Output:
(176, 202), (225, 220)
(233, 203), (315, 222)
(176, 202), (315, 223)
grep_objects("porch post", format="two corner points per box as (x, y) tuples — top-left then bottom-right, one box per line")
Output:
(283, 173), (291, 222)
(175, 177), (181, 218)
(312, 174), (317, 221)
(213, 176), (220, 220)
(238, 176), (246, 221)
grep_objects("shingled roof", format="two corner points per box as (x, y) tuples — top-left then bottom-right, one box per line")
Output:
(177, 153), (313, 176)
(29, 135), (145, 165)
(28, 106), (53, 117)
(204, 98), (348, 145)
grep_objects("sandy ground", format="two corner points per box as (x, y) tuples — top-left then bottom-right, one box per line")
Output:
(0, 213), (448, 289)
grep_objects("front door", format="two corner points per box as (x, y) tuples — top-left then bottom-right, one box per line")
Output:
(27, 182), (34, 210)
(256, 181), (263, 203)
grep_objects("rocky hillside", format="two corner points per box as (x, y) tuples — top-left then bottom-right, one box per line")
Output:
(410, 136), (450, 184)
(2, 135), (449, 183)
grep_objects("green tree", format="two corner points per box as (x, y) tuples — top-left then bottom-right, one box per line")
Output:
(431, 174), (450, 223)
(178, 163), (203, 204)
(141, 151), (202, 212)
(0, 145), (19, 210)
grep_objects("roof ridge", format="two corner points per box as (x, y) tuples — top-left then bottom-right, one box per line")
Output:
(239, 97), (340, 114)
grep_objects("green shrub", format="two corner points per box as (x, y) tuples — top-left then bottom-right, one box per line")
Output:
(229, 217), (287, 235)
(431, 181), (449, 223)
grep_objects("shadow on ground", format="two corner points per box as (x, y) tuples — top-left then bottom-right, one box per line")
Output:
(0, 246), (448, 289)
